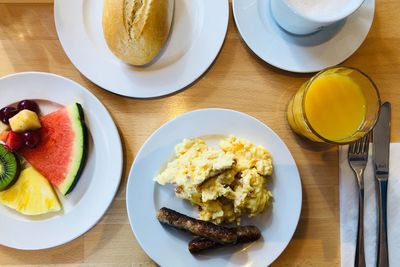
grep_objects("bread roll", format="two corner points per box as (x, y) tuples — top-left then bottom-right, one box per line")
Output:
(102, 0), (174, 66)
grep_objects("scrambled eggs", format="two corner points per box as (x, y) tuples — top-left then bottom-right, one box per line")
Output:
(155, 136), (273, 224)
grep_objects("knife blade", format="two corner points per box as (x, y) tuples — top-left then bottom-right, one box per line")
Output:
(374, 102), (391, 180)
(373, 101), (391, 267)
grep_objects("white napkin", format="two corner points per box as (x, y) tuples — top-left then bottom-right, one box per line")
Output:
(339, 144), (400, 267)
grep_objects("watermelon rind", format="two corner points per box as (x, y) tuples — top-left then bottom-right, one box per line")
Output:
(58, 103), (88, 195)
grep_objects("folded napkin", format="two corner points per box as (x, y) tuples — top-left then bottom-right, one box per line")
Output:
(340, 144), (400, 266)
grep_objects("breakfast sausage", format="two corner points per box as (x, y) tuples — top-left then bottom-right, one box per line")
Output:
(156, 207), (237, 244)
(188, 226), (261, 253)
(188, 237), (220, 253)
(235, 226), (261, 243)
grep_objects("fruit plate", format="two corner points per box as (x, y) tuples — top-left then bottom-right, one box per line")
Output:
(126, 109), (302, 267)
(0, 72), (123, 250)
(54, 0), (229, 98)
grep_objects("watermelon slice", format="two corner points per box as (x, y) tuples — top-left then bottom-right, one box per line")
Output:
(21, 103), (88, 195)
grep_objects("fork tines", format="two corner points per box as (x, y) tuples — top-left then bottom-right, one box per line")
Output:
(349, 134), (371, 155)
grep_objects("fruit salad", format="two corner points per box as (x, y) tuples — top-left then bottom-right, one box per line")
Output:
(0, 100), (88, 216)
(0, 100), (42, 152)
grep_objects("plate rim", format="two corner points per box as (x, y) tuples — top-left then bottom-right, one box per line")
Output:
(54, 0), (230, 98)
(0, 71), (123, 250)
(126, 108), (302, 266)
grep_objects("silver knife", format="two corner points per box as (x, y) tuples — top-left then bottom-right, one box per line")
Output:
(373, 102), (391, 267)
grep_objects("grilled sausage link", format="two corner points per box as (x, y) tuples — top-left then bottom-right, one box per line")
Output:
(188, 237), (220, 253)
(236, 226), (261, 243)
(157, 207), (237, 244)
(188, 225), (261, 253)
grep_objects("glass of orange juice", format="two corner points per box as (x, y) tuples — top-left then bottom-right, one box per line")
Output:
(287, 67), (381, 144)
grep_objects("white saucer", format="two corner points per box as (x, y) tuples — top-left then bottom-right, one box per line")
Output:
(233, 0), (375, 73)
(54, 0), (229, 98)
(126, 109), (302, 267)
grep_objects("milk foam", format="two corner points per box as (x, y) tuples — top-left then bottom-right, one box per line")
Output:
(286, 0), (359, 20)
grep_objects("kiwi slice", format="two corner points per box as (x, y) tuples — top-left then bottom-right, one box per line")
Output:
(0, 144), (20, 191)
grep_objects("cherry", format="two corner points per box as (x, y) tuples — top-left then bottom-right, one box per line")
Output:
(0, 107), (18, 125)
(17, 100), (40, 114)
(23, 131), (41, 148)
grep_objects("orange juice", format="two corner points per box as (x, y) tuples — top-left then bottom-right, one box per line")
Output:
(304, 73), (366, 141)
(287, 67), (381, 144)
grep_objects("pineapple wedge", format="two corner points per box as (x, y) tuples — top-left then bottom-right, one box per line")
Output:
(9, 110), (41, 133)
(0, 167), (61, 215)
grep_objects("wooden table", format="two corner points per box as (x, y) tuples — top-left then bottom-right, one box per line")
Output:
(0, 1), (399, 266)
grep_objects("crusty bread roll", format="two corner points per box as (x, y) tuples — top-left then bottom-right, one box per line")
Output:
(102, 0), (174, 66)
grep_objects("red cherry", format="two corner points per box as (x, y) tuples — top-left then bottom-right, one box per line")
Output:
(17, 100), (40, 114)
(0, 107), (18, 125)
(23, 131), (41, 148)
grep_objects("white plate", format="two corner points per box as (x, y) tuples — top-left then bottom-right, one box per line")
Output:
(54, 0), (229, 98)
(233, 0), (375, 73)
(0, 72), (123, 250)
(126, 109), (302, 267)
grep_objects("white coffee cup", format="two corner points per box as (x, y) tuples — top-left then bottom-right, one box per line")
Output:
(271, 0), (365, 35)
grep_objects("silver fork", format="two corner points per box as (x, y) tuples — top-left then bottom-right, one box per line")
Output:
(348, 134), (371, 267)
